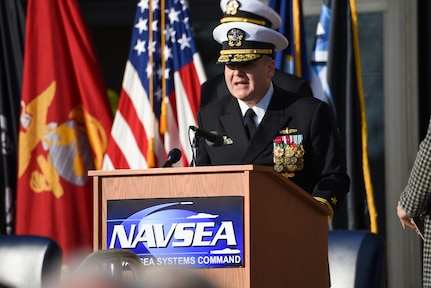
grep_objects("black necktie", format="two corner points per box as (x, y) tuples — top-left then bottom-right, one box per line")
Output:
(245, 108), (257, 139)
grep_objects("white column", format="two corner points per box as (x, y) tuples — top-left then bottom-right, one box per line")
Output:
(384, 0), (422, 287)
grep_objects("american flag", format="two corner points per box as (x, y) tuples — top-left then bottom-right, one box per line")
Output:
(103, 0), (206, 169)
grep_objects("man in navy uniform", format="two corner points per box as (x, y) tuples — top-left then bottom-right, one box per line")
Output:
(195, 18), (349, 217)
(200, 0), (313, 108)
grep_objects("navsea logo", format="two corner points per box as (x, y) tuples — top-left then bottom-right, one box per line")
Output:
(107, 197), (244, 268)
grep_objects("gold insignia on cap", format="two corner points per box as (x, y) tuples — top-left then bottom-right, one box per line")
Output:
(231, 53), (261, 62)
(227, 28), (244, 47)
(217, 53), (262, 64)
(226, 0), (241, 16)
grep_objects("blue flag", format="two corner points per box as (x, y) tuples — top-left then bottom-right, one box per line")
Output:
(311, 0), (377, 232)
(269, 0), (311, 81)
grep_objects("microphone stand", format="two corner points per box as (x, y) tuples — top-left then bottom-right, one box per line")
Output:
(190, 128), (199, 167)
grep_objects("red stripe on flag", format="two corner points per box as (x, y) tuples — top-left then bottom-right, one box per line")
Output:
(178, 61), (202, 117)
(104, 135), (130, 169)
(116, 90), (149, 156)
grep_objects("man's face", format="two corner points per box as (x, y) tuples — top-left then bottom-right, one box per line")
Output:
(224, 56), (275, 106)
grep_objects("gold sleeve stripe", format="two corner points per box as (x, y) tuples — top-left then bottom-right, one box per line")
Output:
(314, 197), (334, 219)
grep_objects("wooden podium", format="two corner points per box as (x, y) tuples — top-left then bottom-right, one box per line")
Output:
(89, 165), (331, 288)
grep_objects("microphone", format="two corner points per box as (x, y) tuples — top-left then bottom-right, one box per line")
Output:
(190, 126), (224, 147)
(162, 148), (182, 167)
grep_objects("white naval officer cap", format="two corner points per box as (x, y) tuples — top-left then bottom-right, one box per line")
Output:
(213, 21), (288, 64)
(219, 0), (282, 30)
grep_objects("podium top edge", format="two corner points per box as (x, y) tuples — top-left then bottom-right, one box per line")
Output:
(88, 164), (274, 176)
(88, 164), (331, 216)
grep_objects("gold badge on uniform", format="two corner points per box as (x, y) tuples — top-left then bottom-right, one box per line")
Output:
(273, 129), (305, 178)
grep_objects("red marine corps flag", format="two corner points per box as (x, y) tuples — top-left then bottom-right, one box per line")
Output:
(15, 0), (113, 261)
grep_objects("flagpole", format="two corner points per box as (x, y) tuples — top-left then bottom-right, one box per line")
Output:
(292, 0), (302, 77)
(147, 0), (156, 167)
(160, 0), (167, 135)
(350, 0), (377, 233)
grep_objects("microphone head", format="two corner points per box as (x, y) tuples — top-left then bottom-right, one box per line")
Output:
(189, 125), (224, 147)
(162, 148), (182, 167)
(167, 148), (182, 163)
(206, 131), (224, 147)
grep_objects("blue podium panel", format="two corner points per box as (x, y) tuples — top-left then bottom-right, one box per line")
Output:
(107, 196), (244, 269)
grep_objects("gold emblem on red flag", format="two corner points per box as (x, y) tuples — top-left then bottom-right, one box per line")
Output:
(18, 81), (108, 198)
